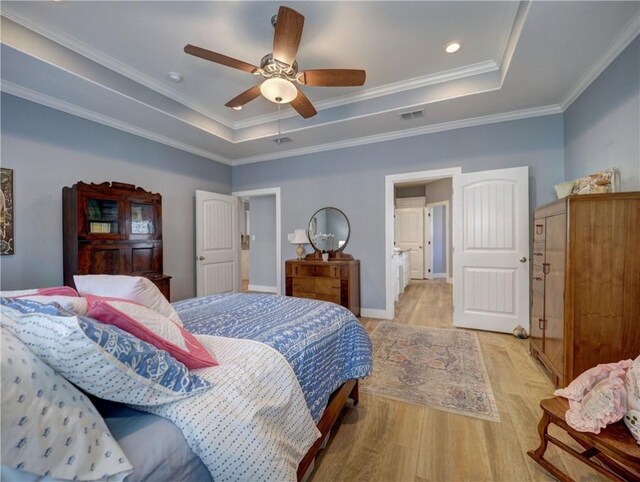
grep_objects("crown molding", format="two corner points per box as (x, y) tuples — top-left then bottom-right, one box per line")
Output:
(232, 104), (562, 166)
(1, 7), (508, 132)
(233, 61), (499, 129)
(498, 0), (530, 84)
(0, 7), (234, 129)
(560, 12), (639, 111)
(1, 81), (233, 165)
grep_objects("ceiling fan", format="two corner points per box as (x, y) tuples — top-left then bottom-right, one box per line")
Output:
(184, 5), (366, 119)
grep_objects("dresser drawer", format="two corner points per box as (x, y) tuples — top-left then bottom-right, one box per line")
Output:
(293, 264), (331, 278)
(292, 277), (315, 292)
(315, 278), (341, 295)
(316, 293), (340, 304)
(292, 291), (316, 300)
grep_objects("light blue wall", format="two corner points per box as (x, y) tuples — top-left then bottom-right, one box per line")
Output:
(431, 206), (446, 274)
(248, 195), (276, 288)
(233, 114), (565, 311)
(564, 36), (640, 191)
(0, 93), (232, 300)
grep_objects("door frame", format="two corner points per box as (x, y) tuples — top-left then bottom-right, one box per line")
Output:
(385, 167), (461, 319)
(426, 200), (451, 280)
(231, 187), (282, 295)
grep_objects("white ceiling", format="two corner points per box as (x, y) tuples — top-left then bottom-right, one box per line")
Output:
(1, 1), (639, 165)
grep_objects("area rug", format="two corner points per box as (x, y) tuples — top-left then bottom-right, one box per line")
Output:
(361, 322), (500, 422)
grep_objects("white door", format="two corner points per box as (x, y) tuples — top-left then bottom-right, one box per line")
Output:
(452, 166), (529, 333)
(424, 208), (432, 278)
(195, 190), (239, 297)
(395, 208), (424, 279)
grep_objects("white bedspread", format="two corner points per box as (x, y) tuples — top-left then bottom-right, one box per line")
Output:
(132, 335), (321, 482)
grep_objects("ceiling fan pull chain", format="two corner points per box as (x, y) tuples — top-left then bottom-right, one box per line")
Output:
(277, 102), (282, 140)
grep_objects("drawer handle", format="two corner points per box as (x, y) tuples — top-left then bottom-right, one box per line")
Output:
(538, 318), (545, 330)
(542, 263), (550, 275)
(536, 224), (544, 235)
(533, 252), (543, 256)
(533, 277), (542, 282)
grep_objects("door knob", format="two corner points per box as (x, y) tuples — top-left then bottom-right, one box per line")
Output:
(198, 256), (205, 261)
(519, 256), (527, 263)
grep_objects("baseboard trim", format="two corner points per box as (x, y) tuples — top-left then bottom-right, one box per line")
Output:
(361, 308), (392, 319)
(247, 284), (277, 294)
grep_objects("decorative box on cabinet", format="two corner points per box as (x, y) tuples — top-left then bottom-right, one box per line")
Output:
(285, 259), (360, 316)
(63, 182), (172, 300)
(530, 192), (640, 387)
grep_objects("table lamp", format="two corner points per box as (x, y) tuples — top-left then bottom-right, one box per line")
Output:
(290, 229), (309, 260)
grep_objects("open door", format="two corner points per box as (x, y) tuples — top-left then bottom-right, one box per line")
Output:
(453, 166), (529, 333)
(195, 190), (239, 297)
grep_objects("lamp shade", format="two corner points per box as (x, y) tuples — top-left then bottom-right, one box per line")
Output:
(260, 77), (298, 104)
(290, 229), (309, 244)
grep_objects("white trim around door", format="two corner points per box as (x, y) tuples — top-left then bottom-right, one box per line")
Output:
(384, 167), (462, 320)
(232, 187), (282, 296)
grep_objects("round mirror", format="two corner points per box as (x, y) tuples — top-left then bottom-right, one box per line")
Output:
(307, 207), (350, 253)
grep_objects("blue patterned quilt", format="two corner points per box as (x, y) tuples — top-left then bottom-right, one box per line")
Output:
(173, 294), (372, 422)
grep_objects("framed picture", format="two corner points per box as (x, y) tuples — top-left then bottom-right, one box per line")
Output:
(0, 168), (14, 255)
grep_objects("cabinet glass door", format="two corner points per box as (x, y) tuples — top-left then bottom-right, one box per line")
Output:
(87, 198), (119, 234)
(131, 203), (155, 235)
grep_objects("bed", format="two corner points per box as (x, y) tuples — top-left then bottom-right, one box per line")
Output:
(0, 290), (372, 482)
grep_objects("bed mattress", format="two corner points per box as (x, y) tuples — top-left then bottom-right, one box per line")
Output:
(173, 293), (372, 422)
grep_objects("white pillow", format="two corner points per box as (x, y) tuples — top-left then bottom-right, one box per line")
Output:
(0, 326), (133, 481)
(74, 275), (182, 326)
(1, 298), (211, 406)
(554, 181), (576, 199)
(14, 295), (88, 316)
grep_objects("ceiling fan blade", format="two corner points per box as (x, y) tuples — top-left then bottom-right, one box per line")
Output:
(225, 85), (262, 108)
(272, 6), (304, 66)
(290, 87), (317, 118)
(299, 69), (366, 87)
(184, 44), (257, 74)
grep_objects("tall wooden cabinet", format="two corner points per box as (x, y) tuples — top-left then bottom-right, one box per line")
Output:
(63, 182), (171, 300)
(530, 192), (640, 387)
(285, 259), (360, 316)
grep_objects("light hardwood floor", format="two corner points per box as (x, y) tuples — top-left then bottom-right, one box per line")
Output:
(309, 280), (605, 482)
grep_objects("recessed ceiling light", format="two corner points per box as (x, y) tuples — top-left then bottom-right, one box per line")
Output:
(166, 72), (183, 83)
(232, 106), (242, 111)
(445, 42), (461, 54)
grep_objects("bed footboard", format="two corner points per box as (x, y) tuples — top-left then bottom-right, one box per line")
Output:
(297, 379), (358, 481)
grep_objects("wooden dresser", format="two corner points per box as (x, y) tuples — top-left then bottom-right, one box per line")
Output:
(285, 259), (360, 316)
(530, 192), (640, 387)
(63, 181), (171, 300)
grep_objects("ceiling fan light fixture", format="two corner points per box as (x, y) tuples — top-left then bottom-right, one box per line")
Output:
(232, 106), (242, 111)
(260, 77), (298, 104)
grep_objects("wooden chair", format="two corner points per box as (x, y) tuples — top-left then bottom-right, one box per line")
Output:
(528, 397), (640, 481)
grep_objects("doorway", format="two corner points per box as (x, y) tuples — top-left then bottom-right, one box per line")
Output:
(232, 187), (282, 295)
(385, 168), (461, 319)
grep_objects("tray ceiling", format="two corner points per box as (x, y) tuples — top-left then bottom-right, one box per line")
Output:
(1, 1), (638, 165)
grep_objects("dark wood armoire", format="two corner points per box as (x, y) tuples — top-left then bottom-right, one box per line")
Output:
(63, 181), (171, 300)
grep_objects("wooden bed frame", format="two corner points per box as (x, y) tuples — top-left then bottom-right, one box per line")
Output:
(297, 379), (359, 481)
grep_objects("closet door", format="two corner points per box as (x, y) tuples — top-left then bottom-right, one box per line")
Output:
(395, 208), (424, 279)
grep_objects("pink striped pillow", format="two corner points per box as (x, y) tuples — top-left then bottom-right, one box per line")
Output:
(86, 295), (217, 370)
(1, 286), (79, 298)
